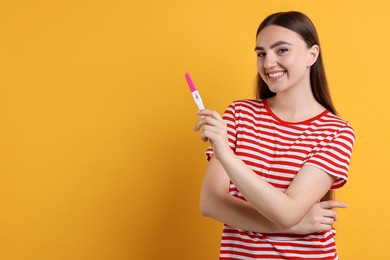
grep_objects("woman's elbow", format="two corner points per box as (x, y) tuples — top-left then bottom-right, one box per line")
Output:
(199, 202), (210, 217)
(199, 192), (214, 217)
(199, 187), (224, 218)
(272, 215), (301, 230)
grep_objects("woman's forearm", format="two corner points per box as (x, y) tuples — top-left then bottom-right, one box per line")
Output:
(200, 157), (288, 233)
(201, 185), (340, 235)
(201, 186), (287, 233)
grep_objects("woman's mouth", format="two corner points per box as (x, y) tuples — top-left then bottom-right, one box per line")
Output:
(267, 71), (286, 79)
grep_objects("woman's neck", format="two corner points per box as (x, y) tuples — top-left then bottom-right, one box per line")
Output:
(266, 89), (326, 122)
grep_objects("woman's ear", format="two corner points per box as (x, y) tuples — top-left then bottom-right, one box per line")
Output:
(307, 44), (319, 67)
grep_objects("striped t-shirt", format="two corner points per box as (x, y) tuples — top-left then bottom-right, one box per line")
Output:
(206, 99), (355, 260)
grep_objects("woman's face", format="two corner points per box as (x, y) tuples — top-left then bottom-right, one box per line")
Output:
(255, 25), (318, 95)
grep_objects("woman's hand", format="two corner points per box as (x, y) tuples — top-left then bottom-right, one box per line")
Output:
(288, 200), (348, 234)
(194, 109), (233, 160)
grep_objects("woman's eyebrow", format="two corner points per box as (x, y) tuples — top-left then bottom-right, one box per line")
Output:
(254, 41), (292, 51)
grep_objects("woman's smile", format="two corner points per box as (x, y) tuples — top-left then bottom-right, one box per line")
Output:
(267, 71), (286, 80)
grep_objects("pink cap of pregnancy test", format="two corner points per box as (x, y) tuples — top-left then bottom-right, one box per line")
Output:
(185, 73), (197, 92)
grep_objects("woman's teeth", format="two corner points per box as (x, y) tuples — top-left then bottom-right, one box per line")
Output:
(268, 72), (285, 78)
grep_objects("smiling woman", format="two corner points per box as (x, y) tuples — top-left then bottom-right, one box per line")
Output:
(195, 11), (355, 260)
(256, 26), (320, 105)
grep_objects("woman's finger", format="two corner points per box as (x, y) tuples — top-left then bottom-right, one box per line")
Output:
(319, 200), (348, 210)
(194, 114), (225, 132)
(196, 109), (224, 121)
(194, 116), (212, 132)
(321, 216), (335, 225)
(194, 117), (206, 132)
(316, 223), (332, 233)
(323, 209), (338, 221)
(200, 129), (215, 142)
(200, 124), (226, 142)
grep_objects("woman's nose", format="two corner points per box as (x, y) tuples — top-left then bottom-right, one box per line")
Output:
(264, 55), (277, 68)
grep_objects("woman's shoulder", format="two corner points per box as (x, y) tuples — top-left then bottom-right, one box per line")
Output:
(224, 99), (268, 119)
(322, 112), (354, 128)
(227, 99), (265, 110)
(320, 112), (356, 140)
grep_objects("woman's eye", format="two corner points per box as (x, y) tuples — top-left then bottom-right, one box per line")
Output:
(257, 52), (265, 58)
(278, 48), (288, 54)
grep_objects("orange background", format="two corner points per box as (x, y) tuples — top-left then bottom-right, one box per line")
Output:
(0, 0), (389, 259)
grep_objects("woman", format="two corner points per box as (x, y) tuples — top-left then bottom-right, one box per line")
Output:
(195, 11), (355, 259)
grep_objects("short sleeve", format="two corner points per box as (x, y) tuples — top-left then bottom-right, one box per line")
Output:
(205, 102), (238, 161)
(305, 123), (356, 189)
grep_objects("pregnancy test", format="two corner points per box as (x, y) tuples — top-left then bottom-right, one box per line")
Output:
(185, 73), (205, 110)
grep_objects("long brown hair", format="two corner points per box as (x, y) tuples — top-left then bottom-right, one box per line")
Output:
(255, 11), (335, 201)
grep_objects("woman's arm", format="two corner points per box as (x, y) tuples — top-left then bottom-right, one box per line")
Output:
(200, 156), (283, 233)
(196, 109), (343, 230)
(200, 156), (346, 234)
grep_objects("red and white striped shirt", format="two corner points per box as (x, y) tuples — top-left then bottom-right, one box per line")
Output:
(206, 99), (355, 260)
